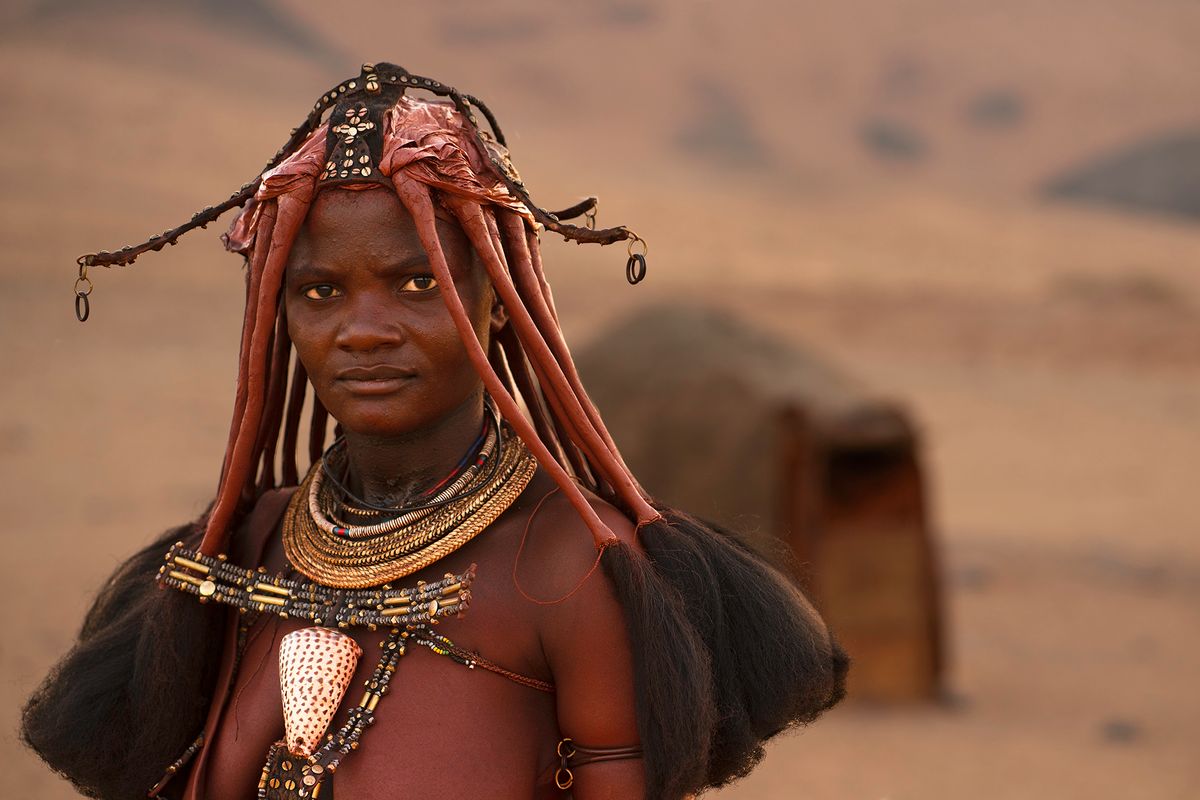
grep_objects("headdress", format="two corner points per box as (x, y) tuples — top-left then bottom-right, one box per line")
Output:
(73, 63), (659, 558)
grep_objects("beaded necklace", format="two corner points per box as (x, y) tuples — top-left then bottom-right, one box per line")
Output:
(254, 625), (491, 799)
(157, 543), (476, 629)
(154, 547), (552, 800)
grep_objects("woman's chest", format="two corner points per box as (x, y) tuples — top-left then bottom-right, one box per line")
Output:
(202, 578), (561, 798)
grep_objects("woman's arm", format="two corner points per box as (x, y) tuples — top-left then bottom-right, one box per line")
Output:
(523, 495), (646, 799)
(524, 492), (848, 800)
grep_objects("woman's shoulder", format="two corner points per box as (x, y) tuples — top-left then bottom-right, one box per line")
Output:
(504, 469), (637, 606)
(502, 470), (644, 754)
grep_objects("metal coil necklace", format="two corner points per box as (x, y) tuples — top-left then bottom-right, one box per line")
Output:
(320, 401), (500, 519)
(283, 408), (538, 589)
(313, 406), (502, 538)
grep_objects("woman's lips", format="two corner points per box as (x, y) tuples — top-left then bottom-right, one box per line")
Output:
(335, 365), (416, 395)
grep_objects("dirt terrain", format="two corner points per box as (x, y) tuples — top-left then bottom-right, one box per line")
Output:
(2, 2), (1198, 797)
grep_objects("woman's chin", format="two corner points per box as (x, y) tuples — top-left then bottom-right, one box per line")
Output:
(321, 384), (484, 440)
(336, 417), (418, 440)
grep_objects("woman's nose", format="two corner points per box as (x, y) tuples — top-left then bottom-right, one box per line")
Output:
(334, 293), (405, 353)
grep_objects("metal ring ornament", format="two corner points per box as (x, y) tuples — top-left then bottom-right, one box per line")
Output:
(625, 253), (647, 285)
(555, 738), (576, 789)
(625, 236), (648, 285)
(75, 291), (90, 322)
(73, 273), (93, 323)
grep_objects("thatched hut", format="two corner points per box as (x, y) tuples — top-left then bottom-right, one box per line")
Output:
(577, 305), (944, 702)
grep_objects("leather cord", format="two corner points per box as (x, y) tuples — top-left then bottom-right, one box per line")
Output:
(554, 738), (644, 790)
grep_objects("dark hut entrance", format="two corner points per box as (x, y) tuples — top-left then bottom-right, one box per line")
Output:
(576, 305), (944, 702)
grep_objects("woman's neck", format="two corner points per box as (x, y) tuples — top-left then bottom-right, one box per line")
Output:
(339, 392), (486, 507)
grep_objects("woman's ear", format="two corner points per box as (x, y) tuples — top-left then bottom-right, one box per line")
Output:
(489, 289), (508, 333)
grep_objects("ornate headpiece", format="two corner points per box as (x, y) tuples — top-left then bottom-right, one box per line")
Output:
(72, 62), (647, 322)
(322, 98), (385, 184)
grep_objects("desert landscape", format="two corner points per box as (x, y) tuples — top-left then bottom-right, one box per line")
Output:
(1, 1), (1198, 797)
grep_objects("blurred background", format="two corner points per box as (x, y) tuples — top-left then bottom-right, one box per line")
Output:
(2, 1), (1198, 797)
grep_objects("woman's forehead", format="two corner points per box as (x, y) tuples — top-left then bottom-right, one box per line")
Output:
(299, 188), (463, 244)
(289, 188), (476, 274)
(304, 187), (411, 230)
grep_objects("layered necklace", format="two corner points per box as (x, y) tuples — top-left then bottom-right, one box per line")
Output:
(283, 401), (538, 588)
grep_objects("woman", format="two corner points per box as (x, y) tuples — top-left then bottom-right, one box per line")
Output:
(24, 64), (846, 799)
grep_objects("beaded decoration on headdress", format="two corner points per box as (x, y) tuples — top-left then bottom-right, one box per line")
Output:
(323, 102), (380, 183)
(72, 62), (648, 323)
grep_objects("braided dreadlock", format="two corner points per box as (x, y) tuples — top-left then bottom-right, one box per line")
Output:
(27, 64), (846, 800)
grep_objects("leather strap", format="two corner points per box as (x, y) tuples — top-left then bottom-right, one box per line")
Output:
(436, 638), (555, 693)
(554, 738), (643, 790)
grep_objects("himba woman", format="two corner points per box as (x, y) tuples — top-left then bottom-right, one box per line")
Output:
(23, 64), (847, 800)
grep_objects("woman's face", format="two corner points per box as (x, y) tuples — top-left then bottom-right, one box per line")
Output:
(284, 188), (504, 438)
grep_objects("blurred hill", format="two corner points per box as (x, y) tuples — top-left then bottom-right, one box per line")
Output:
(2, 2), (1198, 798)
(1046, 130), (1200, 220)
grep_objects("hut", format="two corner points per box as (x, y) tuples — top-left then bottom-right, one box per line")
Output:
(576, 305), (944, 702)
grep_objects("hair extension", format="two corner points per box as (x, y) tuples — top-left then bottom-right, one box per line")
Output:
(497, 323), (599, 491)
(490, 327), (572, 480)
(254, 310), (291, 494)
(219, 203), (279, 489)
(603, 508), (849, 798)
(280, 359), (308, 487)
(491, 219), (601, 492)
(495, 313), (599, 485)
(486, 335), (514, 397)
(444, 196), (656, 525)
(495, 209), (643, 490)
(307, 393), (329, 466)
(493, 209), (626, 500)
(601, 539), (715, 799)
(453, 200), (611, 477)
(521, 220), (562, 326)
(201, 193), (307, 555)
(390, 172), (619, 546)
(245, 310), (282, 501)
(20, 515), (223, 799)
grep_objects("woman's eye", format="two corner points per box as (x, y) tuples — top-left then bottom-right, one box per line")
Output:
(303, 284), (341, 300)
(400, 275), (439, 292)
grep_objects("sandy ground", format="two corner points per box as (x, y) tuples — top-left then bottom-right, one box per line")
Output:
(2, 2), (1199, 797)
